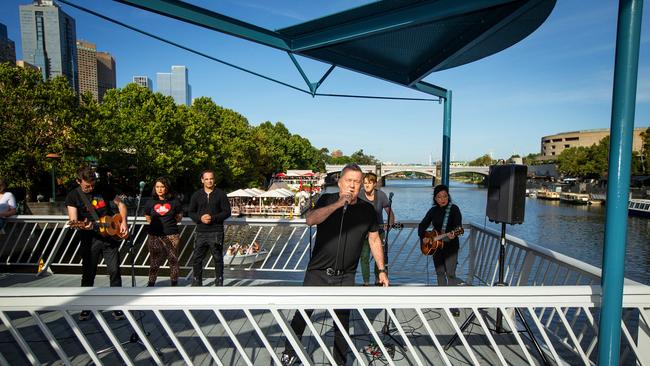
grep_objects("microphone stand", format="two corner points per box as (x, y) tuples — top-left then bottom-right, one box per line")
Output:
(98, 182), (163, 357)
(380, 193), (402, 352)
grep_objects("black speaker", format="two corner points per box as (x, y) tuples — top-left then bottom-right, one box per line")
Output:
(486, 164), (527, 224)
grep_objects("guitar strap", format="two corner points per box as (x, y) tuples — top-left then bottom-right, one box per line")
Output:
(441, 202), (452, 240)
(77, 187), (100, 222)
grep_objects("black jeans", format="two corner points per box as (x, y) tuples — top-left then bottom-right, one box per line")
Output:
(80, 236), (122, 287)
(433, 244), (459, 286)
(284, 270), (355, 365)
(192, 231), (224, 285)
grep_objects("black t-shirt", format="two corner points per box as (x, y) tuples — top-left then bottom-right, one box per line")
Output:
(144, 197), (182, 236)
(64, 184), (118, 242)
(307, 193), (379, 273)
(417, 203), (463, 250)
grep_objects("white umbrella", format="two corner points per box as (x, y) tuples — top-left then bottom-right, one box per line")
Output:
(227, 189), (255, 198)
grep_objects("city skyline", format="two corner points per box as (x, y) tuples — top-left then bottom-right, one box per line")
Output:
(1, 0), (649, 163)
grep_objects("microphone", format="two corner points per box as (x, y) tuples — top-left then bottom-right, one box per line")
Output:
(388, 192), (394, 201)
(343, 200), (349, 213)
(138, 181), (145, 194)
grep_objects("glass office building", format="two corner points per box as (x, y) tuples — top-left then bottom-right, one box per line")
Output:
(156, 65), (190, 105)
(19, 0), (78, 92)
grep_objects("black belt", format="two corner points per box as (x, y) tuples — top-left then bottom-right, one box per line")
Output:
(325, 268), (345, 276)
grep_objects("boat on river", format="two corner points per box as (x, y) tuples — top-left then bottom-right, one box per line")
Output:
(536, 189), (560, 200)
(560, 192), (589, 205)
(629, 198), (650, 217)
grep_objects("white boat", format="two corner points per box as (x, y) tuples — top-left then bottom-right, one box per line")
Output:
(560, 192), (590, 205)
(224, 249), (268, 266)
(629, 198), (650, 218)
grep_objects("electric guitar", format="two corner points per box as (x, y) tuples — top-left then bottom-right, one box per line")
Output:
(68, 214), (129, 240)
(420, 226), (464, 255)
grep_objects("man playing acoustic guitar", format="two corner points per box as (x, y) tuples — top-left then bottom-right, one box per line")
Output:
(65, 166), (128, 321)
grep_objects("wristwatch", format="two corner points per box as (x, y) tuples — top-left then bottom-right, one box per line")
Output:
(377, 268), (388, 274)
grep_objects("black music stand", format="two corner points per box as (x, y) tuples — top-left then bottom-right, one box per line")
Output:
(444, 222), (549, 365)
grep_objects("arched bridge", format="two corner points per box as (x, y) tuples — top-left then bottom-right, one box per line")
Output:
(325, 164), (490, 185)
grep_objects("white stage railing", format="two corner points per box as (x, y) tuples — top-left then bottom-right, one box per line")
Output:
(0, 286), (648, 365)
(0, 217), (644, 287)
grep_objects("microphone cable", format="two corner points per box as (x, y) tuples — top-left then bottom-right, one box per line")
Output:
(333, 200), (348, 284)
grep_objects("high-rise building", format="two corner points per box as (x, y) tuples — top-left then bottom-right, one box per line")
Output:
(96, 51), (115, 101)
(0, 23), (16, 64)
(76, 40), (98, 100)
(20, 0), (78, 92)
(76, 40), (116, 102)
(156, 65), (190, 105)
(133, 75), (152, 91)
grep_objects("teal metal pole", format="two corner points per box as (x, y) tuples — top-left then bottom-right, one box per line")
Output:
(441, 90), (452, 186)
(598, 0), (643, 365)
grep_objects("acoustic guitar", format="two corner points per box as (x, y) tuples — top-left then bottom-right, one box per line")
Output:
(420, 226), (464, 255)
(68, 214), (129, 240)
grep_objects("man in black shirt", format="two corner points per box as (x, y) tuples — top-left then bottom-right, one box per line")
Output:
(281, 164), (389, 366)
(65, 166), (128, 321)
(188, 170), (231, 286)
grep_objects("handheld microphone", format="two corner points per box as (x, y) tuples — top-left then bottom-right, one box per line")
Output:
(388, 192), (394, 201)
(138, 181), (145, 194)
(343, 200), (349, 213)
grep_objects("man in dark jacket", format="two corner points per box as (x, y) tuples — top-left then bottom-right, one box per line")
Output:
(188, 170), (231, 286)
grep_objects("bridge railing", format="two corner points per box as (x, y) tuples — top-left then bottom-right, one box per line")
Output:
(0, 286), (648, 365)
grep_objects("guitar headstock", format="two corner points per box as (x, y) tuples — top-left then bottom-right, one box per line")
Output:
(67, 220), (92, 230)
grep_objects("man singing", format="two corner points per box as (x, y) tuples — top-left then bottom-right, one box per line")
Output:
(188, 170), (231, 286)
(281, 163), (389, 366)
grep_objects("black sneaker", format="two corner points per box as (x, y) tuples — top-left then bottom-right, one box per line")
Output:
(79, 310), (92, 321)
(280, 351), (297, 366)
(112, 310), (126, 321)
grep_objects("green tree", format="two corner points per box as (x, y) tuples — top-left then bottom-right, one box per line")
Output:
(469, 154), (495, 166)
(640, 127), (650, 174)
(0, 63), (83, 199)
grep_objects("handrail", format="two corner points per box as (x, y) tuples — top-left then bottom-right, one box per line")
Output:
(0, 285), (648, 365)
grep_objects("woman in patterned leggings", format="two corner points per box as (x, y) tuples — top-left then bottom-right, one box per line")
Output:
(144, 177), (183, 286)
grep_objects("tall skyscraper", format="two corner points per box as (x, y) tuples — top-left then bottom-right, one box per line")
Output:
(156, 65), (190, 105)
(76, 40), (98, 100)
(76, 40), (116, 102)
(0, 23), (16, 64)
(133, 75), (152, 91)
(20, 0), (78, 92)
(96, 51), (115, 101)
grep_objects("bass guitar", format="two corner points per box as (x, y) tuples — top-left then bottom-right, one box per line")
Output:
(420, 226), (464, 255)
(68, 214), (129, 240)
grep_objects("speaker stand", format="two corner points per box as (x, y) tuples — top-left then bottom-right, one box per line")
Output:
(444, 223), (549, 365)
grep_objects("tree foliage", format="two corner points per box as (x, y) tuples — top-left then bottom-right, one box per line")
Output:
(0, 63), (383, 198)
(557, 136), (610, 177)
(469, 154), (495, 166)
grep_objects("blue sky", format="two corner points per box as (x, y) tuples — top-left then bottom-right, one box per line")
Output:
(1, 0), (649, 163)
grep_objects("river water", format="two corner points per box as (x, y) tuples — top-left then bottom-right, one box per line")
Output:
(376, 179), (650, 285)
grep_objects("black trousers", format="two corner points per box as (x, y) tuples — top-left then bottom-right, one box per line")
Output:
(433, 243), (459, 286)
(192, 231), (224, 285)
(80, 236), (122, 287)
(285, 270), (354, 365)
